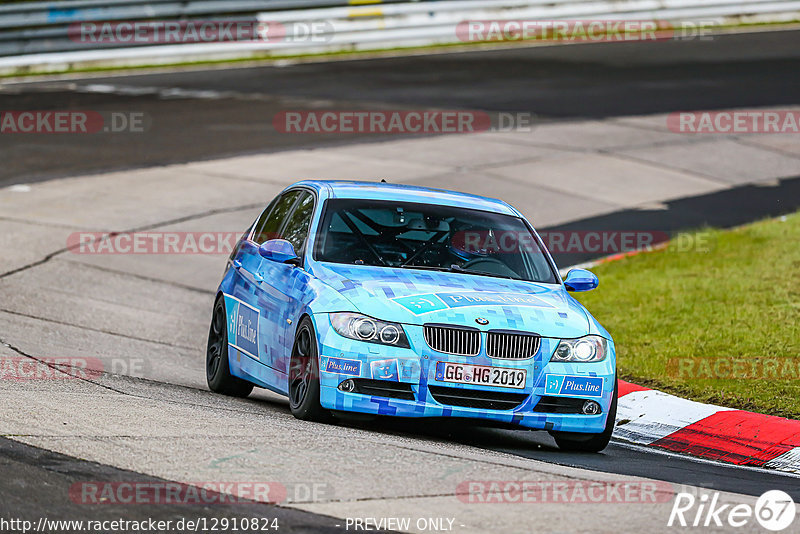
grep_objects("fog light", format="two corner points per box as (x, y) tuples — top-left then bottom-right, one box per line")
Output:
(582, 400), (601, 415)
(338, 379), (356, 393)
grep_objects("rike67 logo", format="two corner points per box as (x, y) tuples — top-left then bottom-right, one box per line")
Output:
(669, 490), (796, 531)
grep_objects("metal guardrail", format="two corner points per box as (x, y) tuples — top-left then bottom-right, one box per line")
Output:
(0, 0), (400, 28)
(0, 0), (799, 73)
(0, 0), (419, 55)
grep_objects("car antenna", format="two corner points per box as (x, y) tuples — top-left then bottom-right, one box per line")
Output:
(380, 179), (387, 183)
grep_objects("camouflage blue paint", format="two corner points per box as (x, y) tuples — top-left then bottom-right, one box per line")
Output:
(213, 181), (616, 434)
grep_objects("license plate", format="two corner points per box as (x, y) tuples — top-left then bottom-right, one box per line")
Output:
(435, 362), (526, 389)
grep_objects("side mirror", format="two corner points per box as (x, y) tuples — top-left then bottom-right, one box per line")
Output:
(563, 268), (598, 292)
(258, 239), (300, 265)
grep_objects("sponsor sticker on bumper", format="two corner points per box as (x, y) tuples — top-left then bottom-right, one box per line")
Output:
(370, 359), (399, 381)
(325, 357), (361, 376)
(545, 374), (603, 398)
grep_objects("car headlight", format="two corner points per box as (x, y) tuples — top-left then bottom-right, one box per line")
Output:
(330, 312), (410, 348)
(551, 335), (609, 362)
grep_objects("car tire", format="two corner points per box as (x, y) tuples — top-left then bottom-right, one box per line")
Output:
(288, 317), (330, 422)
(550, 377), (618, 453)
(206, 296), (254, 398)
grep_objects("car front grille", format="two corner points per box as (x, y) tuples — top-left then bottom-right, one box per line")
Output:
(423, 324), (480, 356)
(486, 331), (540, 359)
(428, 385), (529, 411)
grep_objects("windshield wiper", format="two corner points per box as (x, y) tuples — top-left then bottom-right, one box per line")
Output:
(398, 265), (452, 272)
(448, 264), (520, 280)
(400, 264), (520, 280)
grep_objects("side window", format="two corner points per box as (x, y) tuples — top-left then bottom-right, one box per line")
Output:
(281, 192), (315, 255)
(252, 191), (300, 244)
(249, 196), (279, 242)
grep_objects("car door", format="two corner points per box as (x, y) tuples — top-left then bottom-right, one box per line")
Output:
(230, 190), (301, 367)
(257, 190), (317, 374)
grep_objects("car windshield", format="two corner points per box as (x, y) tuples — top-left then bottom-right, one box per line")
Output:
(313, 198), (558, 283)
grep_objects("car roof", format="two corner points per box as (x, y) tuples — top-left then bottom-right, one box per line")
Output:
(290, 180), (520, 217)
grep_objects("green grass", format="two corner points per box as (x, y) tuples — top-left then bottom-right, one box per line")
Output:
(573, 212), (800, 418)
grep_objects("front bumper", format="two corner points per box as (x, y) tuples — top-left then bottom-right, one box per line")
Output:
(312, 313), (616, 434)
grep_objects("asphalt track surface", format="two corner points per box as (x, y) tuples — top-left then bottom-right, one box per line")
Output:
(2, 28), (800, 530)
(0, 437), (349, 532)
(303, 416), (800, 501)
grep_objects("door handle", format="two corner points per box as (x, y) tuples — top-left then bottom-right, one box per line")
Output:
(232, 259), (263, 283)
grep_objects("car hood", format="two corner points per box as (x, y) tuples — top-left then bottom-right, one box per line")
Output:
(310, 262), (590, 338)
